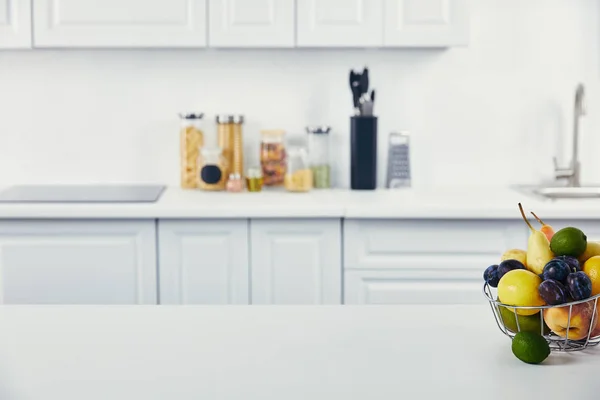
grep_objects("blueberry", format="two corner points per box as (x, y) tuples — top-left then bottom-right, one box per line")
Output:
(497, 259), (526, 280)
(555, 255), (581, 273)
(538, 279), (568, 305)
(566, 271), (593, 301)
(542, 259), (571, 283)
(484, 265), (500, 287)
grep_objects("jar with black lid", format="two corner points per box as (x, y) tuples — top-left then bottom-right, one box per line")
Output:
(197, 147), (228, 191)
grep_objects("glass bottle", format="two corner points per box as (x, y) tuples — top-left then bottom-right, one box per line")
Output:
(217, 115), (245, 177)
(284, 147), (312, 192)
(179, 112), (204, 189)
(306, 126), (331, 189)
(226, 173), (244, 193)
(246, 167), (264, 192)
(260, 130), (287, 186)
(197, 147), (229, 191)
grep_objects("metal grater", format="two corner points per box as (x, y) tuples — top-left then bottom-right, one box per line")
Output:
(386, 131), (411, 189)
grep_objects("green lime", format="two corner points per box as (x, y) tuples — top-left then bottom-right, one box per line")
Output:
(511, 332), (551, 364)
(498, 305), (550, 335)
(550, 227), (587, 258)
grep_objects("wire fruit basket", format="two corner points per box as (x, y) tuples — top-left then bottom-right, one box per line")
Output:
(484, 282), (600, 352)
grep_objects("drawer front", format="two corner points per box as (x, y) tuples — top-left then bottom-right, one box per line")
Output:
(344, 219), (527, 270)
(344, 270), (484, 305)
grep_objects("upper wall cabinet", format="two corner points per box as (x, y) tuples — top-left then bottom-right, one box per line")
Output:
(296, 0), (383, 47)
(32, 0), (207, 48)
(384, 0), (469, 47)
(0, 0), (32, 48)
(209, 0), (294, 48)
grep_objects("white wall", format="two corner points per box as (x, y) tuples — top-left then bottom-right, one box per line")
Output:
(0, 0), (598, 189)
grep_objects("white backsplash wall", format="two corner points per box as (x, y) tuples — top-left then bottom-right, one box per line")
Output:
(0, 0), (599, 189)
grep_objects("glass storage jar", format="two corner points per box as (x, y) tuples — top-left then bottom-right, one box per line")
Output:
(260, 130), (287, 186)
(217, 115), (244, 177)
(306, 126), (331, 189)
(284, 147), (312, 192)
(197, 147), (228, 191)
(179, 112), (205, 189)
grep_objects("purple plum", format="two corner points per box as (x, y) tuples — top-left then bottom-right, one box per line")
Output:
(566, 271), (593, 301)
(555, 255), (581, 273)
(483, 265), (500, 287)
(497, 259), (526, 280)
(542, 259), (571, 283)
(538, 279), (568, 305)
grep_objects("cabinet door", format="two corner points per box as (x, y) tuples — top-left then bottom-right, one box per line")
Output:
(158, 220), (249, 304)
(0, 0), (32, 48)
(251, 219), (341, 304)
(296, 0), (383, 47)
(33, 0), (207, 48)
(209, 0), (294, 48)
(0, 220), (157, 304)
(384, 0), (469, 47)
(345, 270), (482, 305)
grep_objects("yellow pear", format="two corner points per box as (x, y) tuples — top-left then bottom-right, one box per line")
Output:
(579, 241), (600, 264)
(501, 249), (528, 267)
(518, 203), (554, 275)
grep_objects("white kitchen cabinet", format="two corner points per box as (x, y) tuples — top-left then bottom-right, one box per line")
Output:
(345, 219), (527, 270)
(208, 0), (294, 48)
(0, 0), (31, 48)
(250, 219), (342, 305)
(345, 270), (483, 304)
(32, 0), (207, 48)
(384, 0), (469, 47)
(296, 0), (383, 47)
(158, 220), (249, 304)
(344, 219), (526, 305)
(0, 220), (157, 305)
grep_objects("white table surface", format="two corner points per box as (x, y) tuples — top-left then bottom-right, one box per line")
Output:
(0, 185), (599, 219)
(0, 305), (598, 399)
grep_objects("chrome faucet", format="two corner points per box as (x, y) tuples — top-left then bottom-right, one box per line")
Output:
(554, 83), (586, 187)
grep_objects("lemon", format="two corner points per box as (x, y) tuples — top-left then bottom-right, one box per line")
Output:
(511, 332), (551, 364)
(583, 256), (600, 296)
(498, 269), (545, 316)
(550, 227), (587, 258)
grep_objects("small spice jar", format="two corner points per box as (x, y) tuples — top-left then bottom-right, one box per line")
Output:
(197, 147), (228, 191)
(306, 126), (331, 189)
(284, 147), (312, 192)
(246, 167), (264, 193)
(226, 173), (244, 193)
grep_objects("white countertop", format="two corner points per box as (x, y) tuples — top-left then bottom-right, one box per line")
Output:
(0, 305), (597, 400)
(0, 185), (599, 219)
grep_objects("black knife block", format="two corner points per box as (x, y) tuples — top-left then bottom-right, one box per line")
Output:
(350, 116), (378, 190)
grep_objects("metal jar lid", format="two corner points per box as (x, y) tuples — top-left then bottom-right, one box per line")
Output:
(178, 112), (204, 120)
(306, 126), (331, 134)
(216, 115), (244, 124)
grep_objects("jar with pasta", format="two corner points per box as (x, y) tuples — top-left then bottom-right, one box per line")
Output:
(260, 130), (286, 186)
(284, 146), (312, 192)
(179, 112), (204, 189)
(197, 147), (229, 191)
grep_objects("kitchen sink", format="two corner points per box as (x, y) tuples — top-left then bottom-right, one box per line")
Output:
(514, 185), (600, 200)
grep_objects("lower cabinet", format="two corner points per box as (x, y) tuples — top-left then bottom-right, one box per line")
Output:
(158, 218), (342, 305)
(0, 220), (157, 304)
(158, 219), (249, 304)
(343, 219), (528, 305)
(250, 219), (342, 305)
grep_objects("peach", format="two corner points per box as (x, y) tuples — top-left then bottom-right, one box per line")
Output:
(543, 300), (599, 340)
